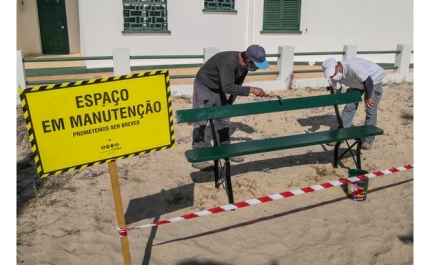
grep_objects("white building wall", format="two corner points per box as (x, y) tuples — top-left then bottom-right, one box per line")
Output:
(249, 0), (414, 64)
(78, 0), (413, 68)
(17, 1), (27, 52)
(16, 0), (42, 56)
(19, 0), (413, 64)
(65, 0), (80, 54)
(78, 0), (250, 68)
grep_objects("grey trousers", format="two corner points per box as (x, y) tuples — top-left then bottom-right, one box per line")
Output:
(341, 82), (383, 143)
(192, 79), (236, 149)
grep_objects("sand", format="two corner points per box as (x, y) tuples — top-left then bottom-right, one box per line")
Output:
(16, 81), (414, 265)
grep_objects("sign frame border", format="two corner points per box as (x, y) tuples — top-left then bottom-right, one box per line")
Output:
(18, 70), (175, 178)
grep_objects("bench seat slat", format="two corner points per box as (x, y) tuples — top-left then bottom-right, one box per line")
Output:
(185, 125), (383, 163)
(176, 92), (362, 123)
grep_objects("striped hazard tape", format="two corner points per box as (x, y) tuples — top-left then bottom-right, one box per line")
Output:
(117, 163), (413, 236)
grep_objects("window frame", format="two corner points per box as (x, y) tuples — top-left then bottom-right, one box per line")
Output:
(202, 0), (237, 13)
(122, 0), (171, 34)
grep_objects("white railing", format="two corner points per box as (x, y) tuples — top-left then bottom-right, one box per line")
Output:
(17, 44), (413, 105)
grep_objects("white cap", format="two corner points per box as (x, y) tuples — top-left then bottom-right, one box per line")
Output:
(322, 58), (337, 78)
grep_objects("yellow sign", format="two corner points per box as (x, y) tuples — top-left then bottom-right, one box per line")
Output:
(19, 70), (175, 177)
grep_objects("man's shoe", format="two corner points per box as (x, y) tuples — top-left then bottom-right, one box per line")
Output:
(229, 156), (244, 163)
(361, 141), (373, 150)
(192, 161), (213, 171)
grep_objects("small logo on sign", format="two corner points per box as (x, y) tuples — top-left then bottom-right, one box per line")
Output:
(100, 141), (122, 153)
(101, 143), (120, 149)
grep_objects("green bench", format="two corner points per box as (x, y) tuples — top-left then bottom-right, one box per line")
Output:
(176, 91), (384, 204)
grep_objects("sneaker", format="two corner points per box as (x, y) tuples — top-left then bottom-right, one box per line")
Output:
(192, 161), (213, 171)
(361, 141), (373, 150)
(229, 156), (245, 163)
(326, 141), (344, 146)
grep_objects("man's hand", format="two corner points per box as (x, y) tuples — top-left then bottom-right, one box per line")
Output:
(250, 87), (269, 97)
(364, 98), (375, 108)
(326, 86), (339, 94)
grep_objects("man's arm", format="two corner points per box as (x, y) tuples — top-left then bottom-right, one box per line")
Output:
(218, 60), (268, 97)
(362, 76), (375, 108)
(218, 60), (250, 95)
(362, 76), (374, 100)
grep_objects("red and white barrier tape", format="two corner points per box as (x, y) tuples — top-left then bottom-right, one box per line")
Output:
(117, 163), (413, 235)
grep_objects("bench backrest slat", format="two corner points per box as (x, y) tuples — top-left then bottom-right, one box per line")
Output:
(176, 92), (361, 123)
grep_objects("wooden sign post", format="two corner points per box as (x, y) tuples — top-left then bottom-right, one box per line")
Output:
(108, 161), (132, 265)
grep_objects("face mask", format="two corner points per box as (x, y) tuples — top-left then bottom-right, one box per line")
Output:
(247, 61), (258, 72)
(332, 72), (343, 81)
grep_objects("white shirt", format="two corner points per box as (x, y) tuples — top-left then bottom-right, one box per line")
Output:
(331, 58), (387, 89)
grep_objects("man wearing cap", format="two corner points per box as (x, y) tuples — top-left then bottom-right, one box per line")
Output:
(191, 44), (270, 170)
(322, 58), (387, 150)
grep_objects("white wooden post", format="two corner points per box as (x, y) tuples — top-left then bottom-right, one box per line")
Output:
(277, 46), (295, 82)
(203, 47), (219, 62)
(343, 45), (357, 60)
(394, 44), (413, 75)
(17, 50), (27, 105)
(113, 48), (131, 76)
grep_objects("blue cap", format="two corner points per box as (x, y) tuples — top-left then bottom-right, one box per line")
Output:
(245, 45), (269, 70)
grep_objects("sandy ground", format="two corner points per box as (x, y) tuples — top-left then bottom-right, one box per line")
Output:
(16, 81), (414, 265)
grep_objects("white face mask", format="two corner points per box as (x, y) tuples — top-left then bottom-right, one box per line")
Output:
(332, 72), (343, 81)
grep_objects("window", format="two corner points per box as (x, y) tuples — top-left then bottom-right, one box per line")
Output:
(262, 0), (302, 33)
(123, 0), (169, 33)
(203, 0), (236, 12)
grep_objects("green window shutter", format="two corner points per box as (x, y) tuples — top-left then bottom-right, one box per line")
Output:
(263, 0), (301, 32)
(282, 0), (300, 31)
(263, 0), (282, 30)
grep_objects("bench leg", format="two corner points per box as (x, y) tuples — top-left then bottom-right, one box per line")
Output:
(224, 159), (235, 204)
(333, 142), (342, 168)
(214, 159), (219, 188)
(209, 119), (222, 189)
(356, 139), (362, 169)
(334, 139), (362, 169)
